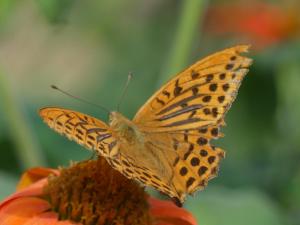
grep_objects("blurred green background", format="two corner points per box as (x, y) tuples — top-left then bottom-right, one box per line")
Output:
(0, 0), (300, 224)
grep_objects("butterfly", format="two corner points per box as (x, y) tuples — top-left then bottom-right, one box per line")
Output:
(39, 45), (252, 205)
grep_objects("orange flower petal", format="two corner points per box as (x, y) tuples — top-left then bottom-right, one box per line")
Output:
(23, 212), (79, 225)
(149, 198), (197, 225)
(0, 178), (48, 209)
(17, 167), (59, 191)
(0, 197), (50, 225)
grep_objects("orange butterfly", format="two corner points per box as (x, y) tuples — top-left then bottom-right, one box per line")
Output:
(39, 45), (252, 204)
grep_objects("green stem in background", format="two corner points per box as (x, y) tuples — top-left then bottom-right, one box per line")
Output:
(158, 0), (208, 85)
(0, 72), (46, 169)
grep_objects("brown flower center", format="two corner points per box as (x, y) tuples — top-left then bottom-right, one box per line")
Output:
(43, 158), (152, 225)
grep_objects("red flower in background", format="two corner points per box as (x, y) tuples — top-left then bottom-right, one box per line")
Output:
(0, 159), (197, 225)
(204, 2), (300, 49)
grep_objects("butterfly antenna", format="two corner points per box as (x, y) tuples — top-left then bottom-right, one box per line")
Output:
(117, 73), (132, 111)
(51, 85), (110, 114)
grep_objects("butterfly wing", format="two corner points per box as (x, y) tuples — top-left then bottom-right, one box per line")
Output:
(141, 131), (225, 203)
(133, 45), (252, 203)
(134, 45), (252, 130)
(39, 107), (121, 163)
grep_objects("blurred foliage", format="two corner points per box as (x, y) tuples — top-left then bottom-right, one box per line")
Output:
(0, 73), (45, 169)
(159, 0), (207, 84)
(186, 187), (283, 225)
(36, 0), (77, 24)
(0, 171), (18, 200)
(0, 0), (16, 25)
(0, 0), (300, 224)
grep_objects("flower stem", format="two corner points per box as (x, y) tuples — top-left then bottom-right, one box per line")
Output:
(0, 72), (46, 169)
(158, 0), (208, 84)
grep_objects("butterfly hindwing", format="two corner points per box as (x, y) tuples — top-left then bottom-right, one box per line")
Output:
(142, 131), (224, 202)
(170, 130), (225, 194)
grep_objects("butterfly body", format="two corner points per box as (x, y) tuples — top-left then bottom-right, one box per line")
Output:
(40, 45), (252, 204)
(109, 111), (173, 184)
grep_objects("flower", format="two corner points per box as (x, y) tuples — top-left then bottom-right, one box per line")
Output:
(204, 2), (300, 49)
(0, 158), (197, 225)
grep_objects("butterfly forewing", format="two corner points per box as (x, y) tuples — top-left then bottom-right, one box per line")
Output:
(133, 45), (252, 132)
(39, 108), (119, 158)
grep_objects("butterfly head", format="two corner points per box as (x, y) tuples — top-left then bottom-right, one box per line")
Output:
(109, 111), (141, 142)
(109, 111), (131, 130)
